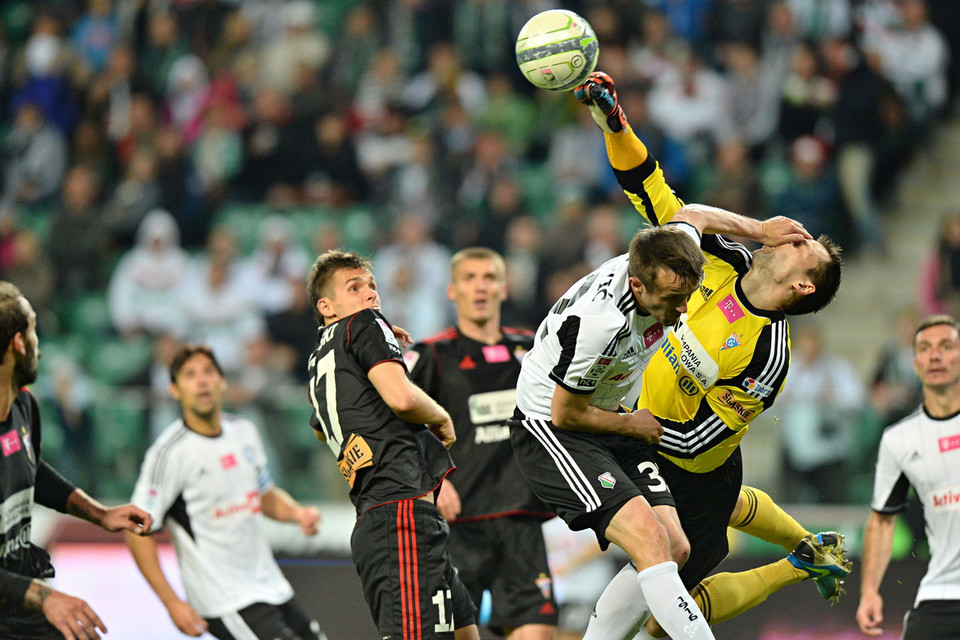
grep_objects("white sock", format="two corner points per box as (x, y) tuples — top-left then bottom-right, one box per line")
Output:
(636, 561), (714, 640)
(631, 629), (657, 640)
(582, 563), (651, 640)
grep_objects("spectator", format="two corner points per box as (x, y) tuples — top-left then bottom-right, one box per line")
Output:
(260, 0), (330, 97)
(691, 137), (764, 221)
(191, 101), (243, 199)
(10, 13), (78, 135)
(137, 12), (187, 100)
(102, 149), (162, 247)
(240, 215), (310, 317)
(870, 305), (924, 428)
(722, 40), (782, 155)
(918, 210), (960, 317)
(777, 323), (866, 503)
(777, 41), (835, 147)
(786, 0), (852, 40)
(165, 53), (209, 141)
(403, 42), (486, 122)
(107, 208), (190, 338)
(303, 112), (369, 207)
(70, 0), (116, 75)
(1, 102), (67, 211)
(5, 230), (55, 332)
(48, 165), (110, 295)
(767, 135), (843, 240)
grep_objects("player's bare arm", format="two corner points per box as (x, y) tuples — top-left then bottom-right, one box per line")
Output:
(673, 205), (812, 246)
(25, 580), (107, 640)
(856, 511), (897, 636)
(368, 360), (456, 447)
(551, 385), (663, 443)
(65, 489), (153, 535)
(261, 487), (321, 536)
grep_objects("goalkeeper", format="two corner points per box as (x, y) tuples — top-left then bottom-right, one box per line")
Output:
(574, 71), (851, 640)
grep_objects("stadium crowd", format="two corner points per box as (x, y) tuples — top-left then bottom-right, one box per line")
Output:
(0, 0), (956, 503)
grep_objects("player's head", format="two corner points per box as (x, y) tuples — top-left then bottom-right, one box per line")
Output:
(913, 315), (960, 391)
(627, 226), (705, 327)
(0, 281), (39, 386)
(307, 250), (379, 325)
(169, 344), (226, 421)
(751, 235), (842, 315)
(449, 247), (507, 326)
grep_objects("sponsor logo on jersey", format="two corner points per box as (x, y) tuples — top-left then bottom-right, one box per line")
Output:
(19, 426), (33, 464)
(720, 332), (742, 351)
(482, 344), (511, 363)
(717, 390), (755, 421)
(598, 472), (616, 488)
(536, 573), (553, 600)
(581, 357), (612, 383)
(699, 285), (714, 300)
(403, 350), (421, 370)
(214, 490), (261, 518)
(939, 434), (960, 453)
(459, 355), (477, 370)
(578, 377), (598, 388)
(643, 323), (664, 348)
(930, 484), (960, 512)
(1, 430), (21, 457)
(220, 454), (237, 470)
(468, 389), (516, 424)
(243, 446), (255, 463)
(474, 424), (510, 444)
(376, 318), (402, 354)
(338, 433), (374, 487)
(0, 488), (33, 546)
(742, 378), (774, 398)
(678, 376), (699, 396)
(662, 324), (719, 389)
(717, 294), (745, 324)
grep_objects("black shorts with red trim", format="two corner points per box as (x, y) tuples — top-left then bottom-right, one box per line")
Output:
(509, 416), (675, 550)
(352, 498), (477, 639)
(447, 516), (558, 634)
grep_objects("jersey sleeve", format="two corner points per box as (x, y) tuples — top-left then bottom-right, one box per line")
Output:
(870, 430), (911, 514)
(130, 438), (186, 533)
(348, 310), (406, 373)
(612, 152), (685, 228)
(550, 312), (627, 394)
(246, 421), (275, 494)
(406, 342), (437, 395)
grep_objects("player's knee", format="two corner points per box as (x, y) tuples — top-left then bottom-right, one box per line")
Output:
(670, 535), (691, 567)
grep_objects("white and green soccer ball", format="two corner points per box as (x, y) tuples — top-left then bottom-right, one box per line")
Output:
(515, 9), (599, 92)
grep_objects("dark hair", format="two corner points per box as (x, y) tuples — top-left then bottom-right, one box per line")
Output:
(0, 281), (28, 358)
(169, 344), (224, 383)
(306, 250), (373, 323)
(627, 226), (705, 292)
(915, 314), (960, 340)
(782, 235), (843, 315)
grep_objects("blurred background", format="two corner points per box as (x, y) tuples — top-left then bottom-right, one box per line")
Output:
(2, 0), (957, 637)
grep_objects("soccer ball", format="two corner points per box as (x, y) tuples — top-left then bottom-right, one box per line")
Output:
(515, 9), (599, 92)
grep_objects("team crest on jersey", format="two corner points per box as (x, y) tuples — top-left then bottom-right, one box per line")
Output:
(244, 446), (255, 463)
(720, 332), (742, 351)
(742, 377), (774, 398)
(535, 573), (553, 600)
(1, 429), (21, 457)
(598, 472), (616, 489)
(19, 426), (33, 463)
(717, 295), (745, 324)
(403, 350), (420, 370)
(375, 318), (402, 354)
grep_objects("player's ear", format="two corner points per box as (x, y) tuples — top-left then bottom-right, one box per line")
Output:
(793, 279), (815, 296)
(10, 332), (25, 357)
(317, 297), (333, 320)
(629, 276), (644, 295)
(447, 282), (455, 302)
(168, 382), (182, 402)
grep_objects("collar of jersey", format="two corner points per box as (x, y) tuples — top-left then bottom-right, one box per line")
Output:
(734, 276), (784, 321)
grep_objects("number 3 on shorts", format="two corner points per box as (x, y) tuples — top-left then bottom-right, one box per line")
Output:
(636, 461), (668, 492)
(432, 589), (454, 632)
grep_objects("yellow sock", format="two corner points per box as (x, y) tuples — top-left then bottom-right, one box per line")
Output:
(730, 486), (809, 552)
(604, 125), (648, 170)
(691, 559), (808, 625)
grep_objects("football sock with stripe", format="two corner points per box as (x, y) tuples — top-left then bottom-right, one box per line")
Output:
(690, 559), (804, 626)
(729, 486), (809, 551)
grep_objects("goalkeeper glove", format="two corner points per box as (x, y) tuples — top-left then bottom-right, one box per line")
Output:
(573, 71), (627, 134)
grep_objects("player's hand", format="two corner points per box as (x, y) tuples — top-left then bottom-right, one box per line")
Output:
(573, 71), (627, 133)
(429, 417), (456, 449)
(622, 408), (663, 443)
(759, 216), (812, 246)
(391, 324), (414, 348)
(856, 592), (884, 636)
(436, 480), (461, 521)
(167, 599), (208, 637)
(296, 505), (322, 536)
(40, 587), (107, 640)
(100, 503), (152, 536)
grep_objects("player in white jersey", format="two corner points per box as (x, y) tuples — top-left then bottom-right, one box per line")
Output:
(511, 210), (810, 640)
(127, 345), (326, 640)
(858, 315), (960, 640)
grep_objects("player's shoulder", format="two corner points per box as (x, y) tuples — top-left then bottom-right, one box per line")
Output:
(883, 406), (928, 438)
(503, 326), (535, 347)
(418, 326), (459, 347)
(145, 419), (194, 458)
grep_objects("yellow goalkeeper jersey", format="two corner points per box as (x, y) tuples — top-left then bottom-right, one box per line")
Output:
(617, 154), (790, 473)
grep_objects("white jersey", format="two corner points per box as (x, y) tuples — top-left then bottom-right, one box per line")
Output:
(131, 415), (294, 617)
(872, 405), (960, 606)
(516, 222), (699, 420)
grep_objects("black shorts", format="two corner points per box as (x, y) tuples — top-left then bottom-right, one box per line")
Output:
(903, 600), (960, 640)
(649, 448), (743, 589)
(448, 516), (558, 634)
(205, 598), (321, 640)
(352, 498), (477, 639)
(510, 417), (674, 550)
(0, 609), (64, 640)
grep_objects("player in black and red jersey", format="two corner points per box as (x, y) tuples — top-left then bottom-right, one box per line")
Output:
(305, 250), (479, 640)
(407, 248), (557, 640)
(0, 281), (152, 640)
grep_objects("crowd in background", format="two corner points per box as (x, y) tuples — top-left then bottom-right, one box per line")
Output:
(0, 0), (957, 503)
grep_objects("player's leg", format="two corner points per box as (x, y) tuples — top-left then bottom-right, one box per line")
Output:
(901, 600), (960, 640)
(205, 602), (303, 640)
(729, 486), (808, 550)
(444, 520), (490, 618)
(485, 518), (557, 640)
(278, 598), (327, 640)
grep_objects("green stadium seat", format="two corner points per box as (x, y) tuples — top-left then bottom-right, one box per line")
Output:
(85, 337), (152, 386)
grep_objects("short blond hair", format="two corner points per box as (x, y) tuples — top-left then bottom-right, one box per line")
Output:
(450, 247), (506, 282)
